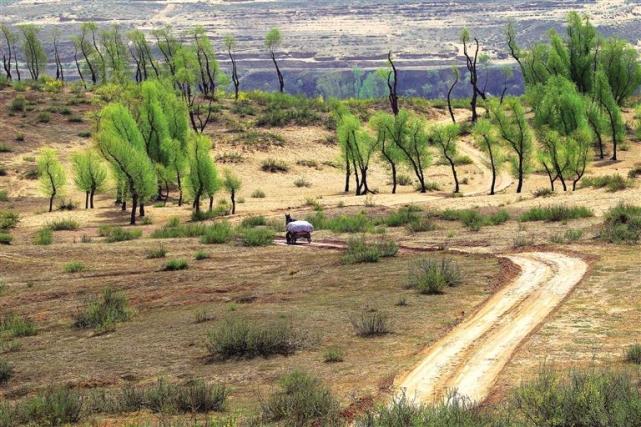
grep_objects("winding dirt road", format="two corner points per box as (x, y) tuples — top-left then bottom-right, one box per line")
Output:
(396, 252), (588, 404)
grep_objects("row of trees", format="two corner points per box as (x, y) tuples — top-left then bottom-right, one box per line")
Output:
(36, 80), (241, 222)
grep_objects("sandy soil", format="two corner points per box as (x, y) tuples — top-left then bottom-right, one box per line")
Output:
(396, 252), (588, 404)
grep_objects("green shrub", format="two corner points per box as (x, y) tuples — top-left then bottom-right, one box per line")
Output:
(533, 187), (554, 198)
(239, 227), (274, 247)
(512, 368), (641, 426)
(0, 191), (7, 202)
(626, 344), (641, 364)
(407, 258), (462, 295)
(63, 261), (85, 273)
(206, 317), (300, 360)
(351, 310), (390, 337)
(581, 174), (632, 192)
(99, 226), (142, 243)
(194, 250), (209, 260)
(200, 222), (234, 244)
(151, 223), (207, 239)
(73, 288), (132, 332)
(397, 174), (413, 186)
(145, 245), (167, 259)
(46, 218), (79, 231)
(21, 387), (83, 426)
(519, 205), (593, 222)
(323, 347), (344, 363)
(34, 227), (53, 245)
(0, 313), (37, 337)
(628, 164), (641, 179)
(383, 205), (421, 227)
(294, 177), (312, 188)
(251, 189), (266, 198)
(0, 211), (19, 230)
(0, 144), (11, 153)
(8, 96), (25, 112)
(439, 208), (510, 231)
(407, 217), (436, 233)
(600, 203), (641, 244)
(241, 215), (267, 228)
(78, 131), (92, 138)
(0, 361), (13, 384)
(564, 228), (583, 242)
(0, 233), (12, 245)
(164, 259), (188, 271)
(341, 236), (397, 264)
(57, 199), (77, 211)
(261, 158), (289, 173)
(260, 371), (340, 426)
(307, 212), (373, 233)
(36, 111), (50, 123)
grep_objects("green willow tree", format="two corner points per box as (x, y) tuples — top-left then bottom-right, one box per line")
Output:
(187, 134), (219, 213)
(369, 112), (403, 194)
(97, 103), (156, 225)
(223, 169), (241, 215)
(473, 118), (505, 195)
(101, 25), (128, 84)
(18, 24), (46, 80)
(599, 38), (641, 106)
(0, 24), (19, 80)
(337, 113), (378, 196)
(592, 70), (624, 161)
(72, 149), (108, 209)
(265, 28), (284, 93)
(128, 29), (159, 82)
(489, 99), (533, 194)
(37, 148), (66, 212)
(430, 123), (462, 193)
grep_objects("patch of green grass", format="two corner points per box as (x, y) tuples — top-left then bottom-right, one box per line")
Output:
(63, 261), (85, 273)
(251, 189), (266, 198)
(99, 226), (142, 243)
(294, 177), (312, 188)
(439, 208), (510, 231)
(600, 203), (641, 244)
(145, 245), (167, 259)
(0, 361), (13, 384)
(1, 313), (37, 337)
(407, 258), (462, 295)
(0, 190), (7, 202)
(73, 288), (132, 332)
(164, 259), (189, 271)
(239, 227), (274, 247)
(200, 222), (234, 244)
(581, 174), (632, 192)
(261, 158), (289, 173)
(151, 222), (207, 239)
(341, 236), (398, 265)
(519, 205), (593, 222)
(34, 227), (53, 245)
(46, 218), (79, 231)
(626, 344), (641, 364)
(350, 310), (390, 337)
(194, 250), (210, 260)
(206, 317), (301, 360)
(0, 233), (12, 245)
(306, 211), (374, 233)
(0, 210), (19, 230)
(323, 346), (344, 363)
(0, 144), (12, 153)
(241, 215), (267, 228)
(260, 371), (340, 426)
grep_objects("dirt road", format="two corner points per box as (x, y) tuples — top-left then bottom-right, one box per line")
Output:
(396, 252), (588, 404)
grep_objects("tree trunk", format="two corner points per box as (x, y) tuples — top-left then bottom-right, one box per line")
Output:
(194, 194), (201, 213)
(271, 52), (284, 93)
(130, 194), (138, 225)
(209, 196), (214, 212)
(85, 191), (89, 209)
(344, 159), (350, 193)
(390, 161), (397, 194)
(516, 155), (524, 193)
(49, 194), (54, 212)
(231, 190), (236, 215)
(139, 203), (145, 217)
(90, 189), (95, 209)
(177, 173), (183, 206)
(447, 156), (460, 193)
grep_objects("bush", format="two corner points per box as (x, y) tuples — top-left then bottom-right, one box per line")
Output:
(0, 211), (19, 230)
(239, 227), (274, 247)
(241, 215), (267, 228)
(206, 317), (300, 360)
(407, 258), (462, 295)
(0, 190), (7, 202)
(397, 174), (413, 186)
(261, 371), (340, 426)
(519, 205), (593, 222)
(439, 209), (510, 231)
(513, 368), (641, 426)
(8, 96), (25, 113)
(145, 245), (167, 259)
(57, 199), (77, 211)
(0, 144), (11, 153)
(73, 288), (132, 332)
(628, 164), (641, 179)
(99, 226), (142, 243)
(34, 227), (53, 245)
(600, 203), (641, 244)
(194, 250), (209, 260)
(581, 174), (632, 192)
(383, 206), (421, 227)
(46, 218), (79, 231)
(21, 387), (83, 426)
(0, 233), (12, 245)
(63, 261), (85, 273)
(0, 361), (13, 384)
(151, 223), (207, 239)
(626, 344), (641, 364)
(261, 158), (289, 173)
(341, 236), (398, 264)
(294, 177), (312, 188)
(307, 212), (373, 233)
(0, 314), (37, 337)
(323, 347), (344, 363)
(351, 310), (390, 337)
(164, 259), (188, 271)
(251, 189), (266, 198)
(36, 111), (50, 123)
(200, 222), (234, 244)
(407, 217), (436, 233)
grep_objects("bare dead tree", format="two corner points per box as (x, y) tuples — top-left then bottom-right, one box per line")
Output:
(447, 67), (459, 123)
(461, 30), (486, 122)
(387, 51), (399, 116)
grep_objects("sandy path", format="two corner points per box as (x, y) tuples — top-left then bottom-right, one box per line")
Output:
(396, 252), (588, 404)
